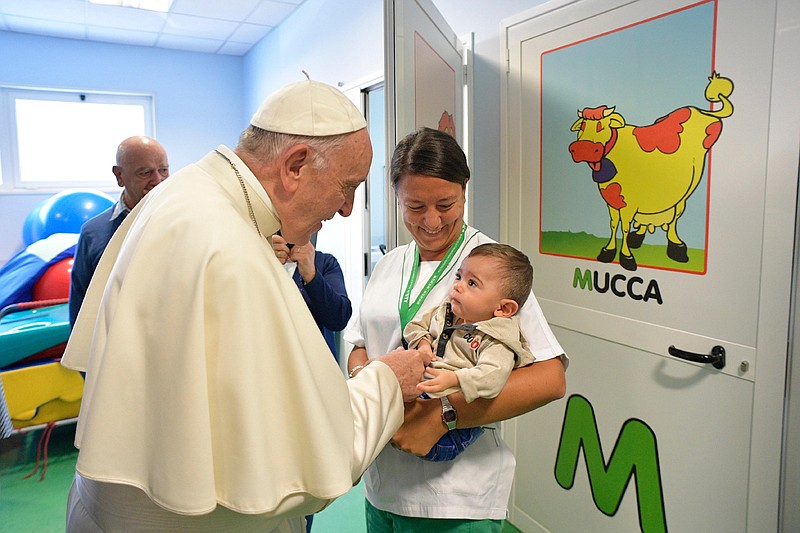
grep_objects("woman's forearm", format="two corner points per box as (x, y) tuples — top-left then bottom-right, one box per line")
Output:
(453, 357), (566, 427)
(390, 357), (566, 456)
(347, 346), (369, 375)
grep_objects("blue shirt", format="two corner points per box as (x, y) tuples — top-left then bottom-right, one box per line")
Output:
(290, 252), (351, 361)
(69, 200), (129, 327)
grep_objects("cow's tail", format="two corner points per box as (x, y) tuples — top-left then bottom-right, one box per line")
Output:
(703, 71), (734, 119)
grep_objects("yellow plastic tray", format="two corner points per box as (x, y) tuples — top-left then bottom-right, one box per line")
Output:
(1, 360), (83, 428)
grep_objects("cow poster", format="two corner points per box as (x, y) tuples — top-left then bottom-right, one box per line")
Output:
(539, 0), (722, 275)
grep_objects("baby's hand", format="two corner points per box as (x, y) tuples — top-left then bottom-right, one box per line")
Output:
(417, 367), (459, 394)
(418, 341), (435, 363)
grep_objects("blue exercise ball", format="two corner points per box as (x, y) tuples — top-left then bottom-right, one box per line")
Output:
(22, 189), (115, 245)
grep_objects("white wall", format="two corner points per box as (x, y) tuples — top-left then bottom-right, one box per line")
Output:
(243, 0), (385, 119)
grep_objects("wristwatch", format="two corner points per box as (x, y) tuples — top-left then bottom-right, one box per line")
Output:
(440, 396), (457, 431)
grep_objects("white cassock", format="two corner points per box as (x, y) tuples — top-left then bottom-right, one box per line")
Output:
(62, 145), (403, 532)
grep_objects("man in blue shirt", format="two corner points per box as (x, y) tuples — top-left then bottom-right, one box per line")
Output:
(272, 232), (352, 362)
(69, 136), (169, 326)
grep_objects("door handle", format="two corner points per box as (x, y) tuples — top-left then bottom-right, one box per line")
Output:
(668, 345), (726, 369)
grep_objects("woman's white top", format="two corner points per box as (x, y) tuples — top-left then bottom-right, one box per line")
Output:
(343, 226), (565, 519)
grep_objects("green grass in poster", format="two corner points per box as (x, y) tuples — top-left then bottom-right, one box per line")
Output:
(541, 231), (705, 273)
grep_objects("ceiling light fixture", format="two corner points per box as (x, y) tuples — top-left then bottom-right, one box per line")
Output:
(88, 0), (173, 13)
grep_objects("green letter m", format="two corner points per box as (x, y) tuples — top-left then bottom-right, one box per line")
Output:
(573, 268), (593, 290)
(555, 394), (667, 533)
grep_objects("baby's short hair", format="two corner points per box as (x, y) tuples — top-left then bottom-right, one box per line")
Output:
(467, 243), (533, 309)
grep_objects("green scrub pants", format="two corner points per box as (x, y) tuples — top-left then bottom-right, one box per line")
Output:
(365, 499), (505, 533)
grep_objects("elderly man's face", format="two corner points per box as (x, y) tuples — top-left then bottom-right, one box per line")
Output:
(280, 129), (372, 245)
(114, 140), (169, 209)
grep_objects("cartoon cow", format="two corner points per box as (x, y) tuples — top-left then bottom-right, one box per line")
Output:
(568, 71), (734, 271)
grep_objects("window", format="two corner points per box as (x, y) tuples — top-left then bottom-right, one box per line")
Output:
(0, 87), (154, 192)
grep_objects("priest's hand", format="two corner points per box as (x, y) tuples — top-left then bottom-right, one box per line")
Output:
(375, 348), (430, 402)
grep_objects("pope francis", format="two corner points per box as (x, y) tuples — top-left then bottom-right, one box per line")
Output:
(62, 79), (429, 532)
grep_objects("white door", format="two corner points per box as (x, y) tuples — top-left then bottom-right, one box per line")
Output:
(385, 0), (471, 248)
(340, 1), (469, 369)
(501, 0), (799, 531)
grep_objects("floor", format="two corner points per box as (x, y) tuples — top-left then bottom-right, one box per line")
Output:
(0, 423), (522, 532)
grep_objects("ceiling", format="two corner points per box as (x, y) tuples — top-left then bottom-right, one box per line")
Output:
(0, 0), (306, 56)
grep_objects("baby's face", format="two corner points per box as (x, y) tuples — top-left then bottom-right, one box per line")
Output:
(449, 255), (507, 323)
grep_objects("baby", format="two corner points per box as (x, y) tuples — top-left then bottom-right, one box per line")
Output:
(404, 242), (536, 461)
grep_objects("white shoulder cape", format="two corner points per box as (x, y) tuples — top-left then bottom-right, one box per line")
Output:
(63, 146), (403, 517)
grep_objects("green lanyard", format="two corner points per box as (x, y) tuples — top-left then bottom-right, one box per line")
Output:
(399, 223), (467, 339)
